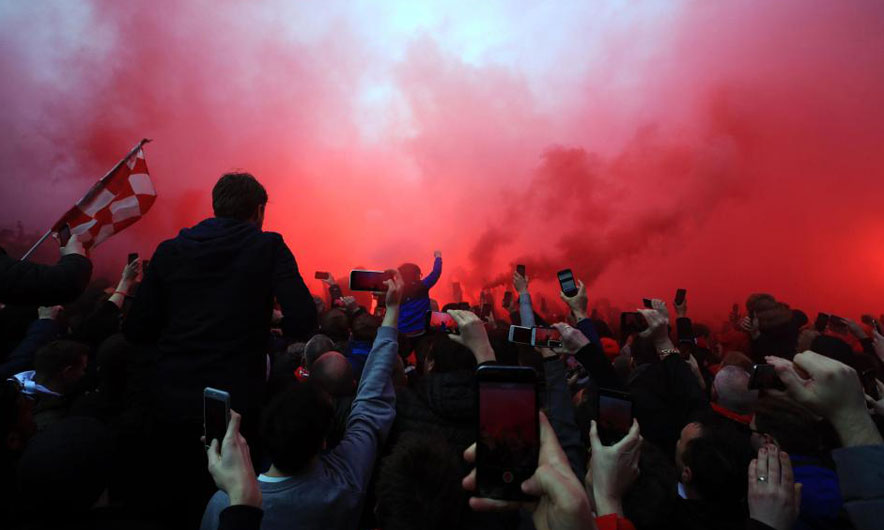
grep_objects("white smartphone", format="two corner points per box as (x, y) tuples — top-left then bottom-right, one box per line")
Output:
(508, 325), (533, 345)
(203, 387), (231, 449)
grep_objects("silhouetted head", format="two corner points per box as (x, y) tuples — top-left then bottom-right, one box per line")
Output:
(262, 382), (333, 474)
(398, 263), (422, 285)
(712, 366), (758, 415)
(319, 309), (350, 343)
(212, 172), (267, 227)
(303, 334), (336, 369)
(311, 351), (355, 397)
(34, 340), (89, 395)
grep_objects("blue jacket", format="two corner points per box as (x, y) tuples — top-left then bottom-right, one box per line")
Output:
(397, 257), (442, 334)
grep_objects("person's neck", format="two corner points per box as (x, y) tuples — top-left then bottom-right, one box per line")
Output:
(264, 464), (292, 478)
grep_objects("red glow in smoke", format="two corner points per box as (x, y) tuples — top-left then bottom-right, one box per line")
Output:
(1, 1), (882, 322)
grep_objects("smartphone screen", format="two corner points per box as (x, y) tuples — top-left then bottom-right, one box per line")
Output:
(748, 364), (786, 391)
(533, 327), (563, 348)
(621, 312), (648, 336)
(508, 325), (533, 345)
(426, 311), (460, 334)
(480, 303), (493, 319)
(675, 288), (687, 306)
(642, 298), (654, 309)
(502, 291), (514, 308)
(557, 269), (578, 297)
(598, 389), (633, 445)
(128, 252), (139, 264)
(315, 271), (330, 280)
(349, 270), (393, 292)
(516, 264), (526, 277)
(814, 313), (830, 332)
(203, 387), (230, 449)
(476, 366), (539, 501)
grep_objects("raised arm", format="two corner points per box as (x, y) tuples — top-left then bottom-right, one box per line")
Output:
(513, 270), (535, 328)
(421, 250), (443, 288)
(0, 236), (92, 306)
(327, 271), (403, 491)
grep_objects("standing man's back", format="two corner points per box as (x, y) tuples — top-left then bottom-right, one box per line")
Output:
(124, 173), (317, 420)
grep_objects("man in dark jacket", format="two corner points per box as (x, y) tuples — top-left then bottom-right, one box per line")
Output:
(0, 235), (91, 306)
(123, 172), (317, 422)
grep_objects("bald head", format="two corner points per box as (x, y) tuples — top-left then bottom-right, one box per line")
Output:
(311, 351), (355, 397)
(712, 366), (758, 415)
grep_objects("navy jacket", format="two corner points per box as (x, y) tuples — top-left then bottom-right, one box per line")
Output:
(123, 217), (317, 419)
(0, 247), (92, 306)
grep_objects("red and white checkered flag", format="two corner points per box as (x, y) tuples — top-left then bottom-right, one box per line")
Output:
(52, 139), (156, 249)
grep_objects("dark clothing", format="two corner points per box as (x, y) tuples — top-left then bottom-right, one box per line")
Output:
(832, 444), (884, 530)
(122, 217), (317, 420)
(398, 257), (442, 334)
(0, 247), (92, 306)
(673, 498), (747, 530)
(575, 319), (625, 391)
(0, 318), (59, 379)
(391, 369), (476, 455)
(345, 339), (372, 381)
(218, 506), (263, 530)
(628, 354), (710, 456)
(543, 356), (585, 479)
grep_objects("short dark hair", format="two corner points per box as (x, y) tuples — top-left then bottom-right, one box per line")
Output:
(375, 433), (465, 530)
(351, 313), (380, 342)
(426, 334), (476, 373)
(34, 340), (89, 379)
(682, 419), (753, 503)
(319, 309), (350, 343)
(212, 172), (267, 220)
(261, 383), (333, 474)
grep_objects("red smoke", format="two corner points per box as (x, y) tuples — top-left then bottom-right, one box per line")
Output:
(1, 1), (882, 324)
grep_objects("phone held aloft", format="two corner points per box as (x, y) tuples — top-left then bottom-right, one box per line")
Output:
(349, 270), (393, 292)
(557, 269), (578, 297)
(598, 388), (633, 445)
(507, 325), (563, 348)
(748, 364), (786, 391)
(426, 311), (460, 334)
(475, 365), (539, 501)
(203, 387), (231, 449)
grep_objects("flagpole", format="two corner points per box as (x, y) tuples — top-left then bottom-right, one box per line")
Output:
(19, 138), (152, 262)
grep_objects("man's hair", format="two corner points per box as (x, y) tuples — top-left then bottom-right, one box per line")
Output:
(261, 382), (333, 474)
(303, 334), (336, 369)
(622, 440), (679, 528)
(351, 313), (380, 342)
(682, 419), (753, 503)
(212, 172), (268, 220)
(712, 366), (757, 414)
(375, 433), (465, 530)
(426, 334), (476, 373)
(319, 309), (350, 343)
(753, 396), (834, 457)
(310, 352), (355, 397)
(34, 340), (89, 379)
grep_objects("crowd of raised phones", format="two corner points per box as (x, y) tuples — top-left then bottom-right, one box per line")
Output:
(1, 173), (883, 530)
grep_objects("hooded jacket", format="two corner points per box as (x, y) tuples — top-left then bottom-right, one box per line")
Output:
(122, 217), (317, 419)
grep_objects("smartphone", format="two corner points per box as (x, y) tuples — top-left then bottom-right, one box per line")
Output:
(502, 291), (514, 308)
(127, 252), (139, 264)
(426, 311), (460, 335)
(556, 269), (579, 297)
(480, 303), (493, 320)
(533, 327), (563, 348)
(508, 325), (533, 345)
(675, 288), (686, 306)
(642, 298), (654, 309)
(516, 264), (526, 278)
(475, 365), (539, 501)
(748, 364), (786, 391)
(349, 270), (393, 292)
(861, 369), (880, 401)
(58, 224), (72, 246)
(620, 312), (649, 336)
(203, 387), (231, 449)
(829, 315), (846, 327)
(814, 313), (830, 332)
(457, 301), (471, 310)
(598, 388), (633, 445)
(315, 271), (330, 280)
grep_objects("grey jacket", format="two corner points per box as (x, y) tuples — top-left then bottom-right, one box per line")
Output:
(200, 326), (398, 530)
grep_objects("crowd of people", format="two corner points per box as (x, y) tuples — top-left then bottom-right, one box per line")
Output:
(1, 172), (883, 530)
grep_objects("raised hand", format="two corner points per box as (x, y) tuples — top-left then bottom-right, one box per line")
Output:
(206, 410), (261, 508)
(748, 445), (801, 530)
(59, 232), (86, 257)
(434, 250), (442, 259)
(586, 419), (642, 517)
(383, 270), (404, 310)
(552, 323), (589, 354)
(462, 412), (594, 530)
(121, 258), (141, 283)
(513, 271), (529, 295)
(37, 305), (63, 320)
(559, 280), (588, 320)
(448, 309), (496, 364)
(767, 351), (883, 446)
(865, 378), (884, 416)
(741, 315), (760, 339)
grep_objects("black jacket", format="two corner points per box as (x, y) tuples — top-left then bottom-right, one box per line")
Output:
(0, 247), (92, 306)
(122, 217), (317, 419)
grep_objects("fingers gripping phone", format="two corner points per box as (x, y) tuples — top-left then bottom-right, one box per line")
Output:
(476, 365), (539, 501)
(533, 327), (563, 348)
(426, 311), (460, 335)
(557, 269), (578, 297)
(349, 270), (393, 292)
(204, 387), (231, 449)
(620, 312), (649, 336)
(598, 388), (633, 445)
(516, 264), (526, 277)
(748, 364), (786, 391)
(128, 252), (139, 264)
